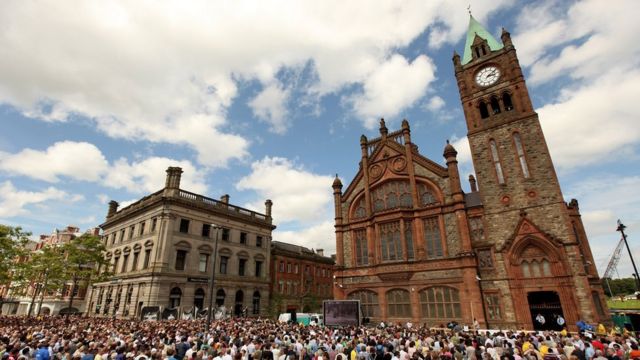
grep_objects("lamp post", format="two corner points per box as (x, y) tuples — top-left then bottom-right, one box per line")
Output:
(617, 220), (640, 291)
(205, 225), (221, 333)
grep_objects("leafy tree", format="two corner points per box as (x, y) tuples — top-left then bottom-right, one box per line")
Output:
(0, 225), (30, 287)
(603, 277), (638, 297)
(12, 245), (66, 316)
(267, 292), (284, 319)
(61, 233), (110, 311)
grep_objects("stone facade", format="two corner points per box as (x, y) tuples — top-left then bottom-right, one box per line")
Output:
(333, 17), (609, 331)
(269, 241), (334, 314)
(89, 167), (274, 319)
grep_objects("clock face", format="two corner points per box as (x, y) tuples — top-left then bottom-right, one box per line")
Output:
(475, 66), (501, 87)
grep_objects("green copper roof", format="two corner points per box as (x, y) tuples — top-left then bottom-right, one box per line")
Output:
(461, 15), (503, 65)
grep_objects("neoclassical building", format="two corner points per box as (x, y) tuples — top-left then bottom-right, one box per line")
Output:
(332, 16), (609, 330)
(89, 167), (274, 318)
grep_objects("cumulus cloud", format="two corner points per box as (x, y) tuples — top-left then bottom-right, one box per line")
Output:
(0, 141), (108, 182)
(563, 175), (640, 276)
(347, 54), (436, 128)
(507, 0), (640, 169)
(0, 141), (208, 194)
(0, 181), (70, 217)
(0, 0), (512, 155)
(274, 221), (336, 255)
(236, 156), (333, 224)
(514, 0), (640, 85)
(249, 82), (291, 134)
(538, 70), (640, 169)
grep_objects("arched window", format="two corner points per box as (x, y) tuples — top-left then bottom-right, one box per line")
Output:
(475, 47), (481, 59)
(169, 287), (181, 308)
(353, 197), (367, 219)
(348, 290), (379, 318)
(215, 289), (226, 307)
(194, 288), (205, 310)
(354, 229), (368, 266)
(419, 287), (461, 320)
(520, 245), (553, 278)
(371, 181), (412, 213)
(386, 289), (411, 317)
(380, 222), (402, 262)
(503, 92), (514, 111)
(489, 140), (505, 184)
(234, 290), (244, 316)
(479, 101), (489, 119)
(513, 133), (530, 178)
(417, 183), (437, 206)
(252, 291), (261, 315)
(490, 96), (501, 114)
(405, 220), (414, 260)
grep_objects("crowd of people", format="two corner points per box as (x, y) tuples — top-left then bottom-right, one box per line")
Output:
(0, 316), (637, 360)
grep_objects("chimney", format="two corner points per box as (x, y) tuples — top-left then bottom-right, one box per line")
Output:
(220, 194), (230, 203)
(165, 167), (183, 189)
(469, 174), (478, 192)
(265, 199), (273, 218)
(316, 249), (324, 257)
(107, 200), (119, 217)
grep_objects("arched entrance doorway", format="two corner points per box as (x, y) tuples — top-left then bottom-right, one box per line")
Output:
(194, 288), (205, 310)
(234, 290), (244, 317)
(528, 291), (565, 331)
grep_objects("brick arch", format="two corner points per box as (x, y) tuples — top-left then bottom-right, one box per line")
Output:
(349, 192), (367, 220)
(509, 235), (561, 265)
(414, 177), (444, 206)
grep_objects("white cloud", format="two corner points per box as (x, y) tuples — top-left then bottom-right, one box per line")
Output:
(509, 0), (640, 169)
(0, 1), (513, 152)
(0, 141), (108, 182)
(274, 221), (336, 255)
(0, 181), (69, 217)
(236, 156), (333, 224)
(108, 156), (208, 194)
(538, 69), (640, 169)
(426, 96), (445, 112)
(0, 141), (208, 194)
(515, 0), (640, 85)
(348, 54), (436, 128)
(249, 82), (291, 134)
(564, 175), (640, 276)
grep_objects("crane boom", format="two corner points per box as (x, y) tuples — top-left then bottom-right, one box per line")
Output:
(604, 238), (625, 279)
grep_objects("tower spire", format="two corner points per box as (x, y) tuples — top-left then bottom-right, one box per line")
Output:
(461, 15), (503, 65)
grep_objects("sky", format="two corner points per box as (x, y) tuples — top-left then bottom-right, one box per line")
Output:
(0, 0), (639, 278)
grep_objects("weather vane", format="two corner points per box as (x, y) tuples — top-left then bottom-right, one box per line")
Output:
(467, 4), (472, 16)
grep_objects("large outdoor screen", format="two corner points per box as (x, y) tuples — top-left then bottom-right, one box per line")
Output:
(323, 300), (360, 326)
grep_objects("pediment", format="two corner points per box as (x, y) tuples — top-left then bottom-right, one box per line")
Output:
(500, 213), (562, 253)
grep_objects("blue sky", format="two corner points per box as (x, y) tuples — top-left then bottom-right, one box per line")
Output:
(1, 0), (639, 277)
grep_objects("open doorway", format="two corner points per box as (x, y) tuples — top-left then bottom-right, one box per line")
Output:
(528, 291), (565, 330)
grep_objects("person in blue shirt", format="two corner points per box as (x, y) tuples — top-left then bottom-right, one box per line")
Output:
(35, 343), (50, 360)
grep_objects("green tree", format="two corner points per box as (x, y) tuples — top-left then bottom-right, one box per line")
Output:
(12, 245), (66, 316)
(603, 277), (637, 297)
(267, 292), (284, 319)
(61, 233), (110, 312)
(0, 225), (30, 287)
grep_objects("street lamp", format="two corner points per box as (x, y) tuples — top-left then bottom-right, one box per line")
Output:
(205, 225), (221, 333)
(617, 220), (640, 291)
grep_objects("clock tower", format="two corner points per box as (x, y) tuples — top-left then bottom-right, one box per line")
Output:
(453, 16), (608, 329)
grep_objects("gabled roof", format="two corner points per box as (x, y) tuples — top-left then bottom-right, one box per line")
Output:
(462, 15), (503, 65)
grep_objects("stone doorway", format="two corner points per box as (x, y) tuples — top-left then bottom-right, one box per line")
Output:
(528, 291), (565, 330)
